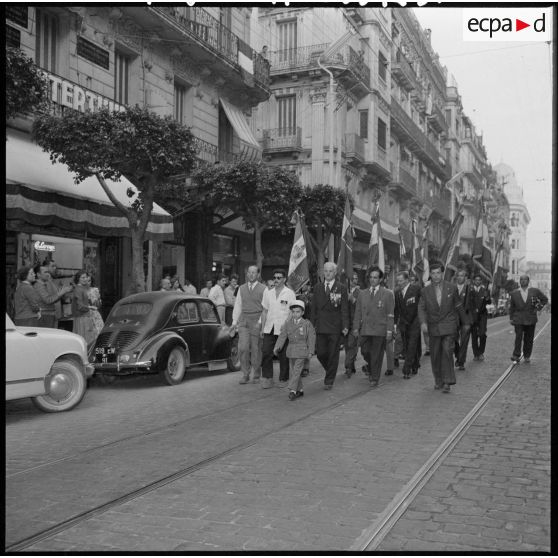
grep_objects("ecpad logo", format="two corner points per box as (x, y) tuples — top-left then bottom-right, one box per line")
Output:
(463, 8), (552, 42)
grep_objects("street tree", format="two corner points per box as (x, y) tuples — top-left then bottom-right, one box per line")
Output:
(6, 47), (50, 120)
(299, 184), (352, 272)
(33, 106), (197, 293)
(196, 161), (303, 272)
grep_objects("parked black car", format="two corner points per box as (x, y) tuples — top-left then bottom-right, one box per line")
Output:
(91, 292), (239, 385)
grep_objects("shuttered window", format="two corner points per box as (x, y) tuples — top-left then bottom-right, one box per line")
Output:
(114, 51), (130, 105)
(377, 118), (387, 150)
(359, 110), (368, 139)
(174, 81), (186, 124)
(35, 9), (57, 72)
(277, 95), (296, 135)
(378, 51), (387, 82)
(277, 20), (297, 62)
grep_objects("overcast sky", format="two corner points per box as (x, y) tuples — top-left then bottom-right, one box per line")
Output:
(413, 6), (553, 263)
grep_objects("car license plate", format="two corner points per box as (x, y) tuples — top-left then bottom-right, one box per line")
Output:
(95, 347), (116, 364)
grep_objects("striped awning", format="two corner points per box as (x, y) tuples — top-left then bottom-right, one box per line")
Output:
(352, 207), (400, 245)
(5, 130), (174, 241)
(219, 98), (262, 161)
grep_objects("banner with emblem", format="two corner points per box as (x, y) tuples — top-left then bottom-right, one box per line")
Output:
(337, 196), (354, 284)
(287, 211), (310, 292)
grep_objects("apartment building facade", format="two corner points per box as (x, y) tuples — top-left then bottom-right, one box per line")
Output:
(6, 5), (270, 312)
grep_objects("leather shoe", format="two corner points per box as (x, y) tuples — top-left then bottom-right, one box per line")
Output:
(394, 358), (399, 368)
(296, 390), (304, 398)
(403, 373), (409, 379)
(524, 357), (531, 363)
(301, 369), (309, 377)
(288, 391), (297, 401)
(369, 380), (378, 388)
(324, 384), (333, 390)
(442, 384), (451, 393)
(385, 369), (393, 376)
(239, 377), (249, 384)
(478, 354), (485, 361)
(362, 364), (369, 375)
(434, 383), (442, 390)
(510, 356), (520, 363)
(457, 365), (465, 371)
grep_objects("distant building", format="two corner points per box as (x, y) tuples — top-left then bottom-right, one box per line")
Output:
(525, 261), (551, 301)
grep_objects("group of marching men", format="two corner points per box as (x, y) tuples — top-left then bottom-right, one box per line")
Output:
(229, 262), (548, 400)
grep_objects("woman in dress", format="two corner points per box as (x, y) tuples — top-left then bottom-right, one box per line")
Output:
(14, 265), (42, 326)
(170, 275), (185, 292)
(72, 270), (97, 348)
(86, 275), (104, 342)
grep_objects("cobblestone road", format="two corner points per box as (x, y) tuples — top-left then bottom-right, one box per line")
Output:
(6, 315), (550, 552)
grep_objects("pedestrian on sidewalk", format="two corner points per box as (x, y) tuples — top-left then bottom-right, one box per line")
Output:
(274, 300), (316, 401)
(470, 273), (491, 361)
(33, 263), (73, 328)
(344, 271), (361, 378)
(382, 264), (396, 376)
(453, 269), (474, 371)
(394, 270), (421, 379)
(199, 279), (213, 298)
(232, 265), (266, 384)
(352, 265), (395, 388)
(418, 261), (465, 393)
(14, 265), (42, 327)
(224, 274), (239, 325)
(208, 274), (227, 322)
(509, 275), (548, 363)
(182, 279), (197, 295)
(310, 262), (349, 390)
(260, 269), (296, 389)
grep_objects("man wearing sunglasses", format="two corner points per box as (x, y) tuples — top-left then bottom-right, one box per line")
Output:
(260, 269), (296, 389)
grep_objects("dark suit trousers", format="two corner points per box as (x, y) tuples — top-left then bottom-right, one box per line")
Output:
(343, 331), (358, 372)
(400, 323), (421, 373)
(316, 333), (342, 386)
(471, 314), (488, 356)
(454, 324), (471, 366)
(430, 335), (456, 386)
(513, 324), (536, 359)
(261, 332), (289, 381)
(361, 336), (386, 382)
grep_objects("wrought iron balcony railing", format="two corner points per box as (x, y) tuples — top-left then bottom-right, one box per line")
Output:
(261, 127), (302, 151)
(192, 136), (242, 165)
(391, 49), (417, 91)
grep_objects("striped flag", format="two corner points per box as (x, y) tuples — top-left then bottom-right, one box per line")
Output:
(473, 202), (493, 281)
(398, 225), (407, 262)
(410, 218), (419, 272)
(337, 196), (354, 284)
(287, 211), (310, 292)
(440, 208), (464, 281)
(412, 218), (430, 285)
(367, 201), (384, 273)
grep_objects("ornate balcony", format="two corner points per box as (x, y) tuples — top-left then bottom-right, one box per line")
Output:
(427, 102), (447, 133)
(391, 50), (417, 92)
(192, 137), (242, 165)
(344, 133), (365, 165)
(389, 162), (417, 197)
(261, 127), (302, 155)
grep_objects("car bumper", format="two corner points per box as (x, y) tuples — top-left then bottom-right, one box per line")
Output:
(93, 360), (154, 374)
(85, 363), (95, 378)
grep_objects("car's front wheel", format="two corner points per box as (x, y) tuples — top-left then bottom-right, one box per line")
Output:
(159, 346), (187, 385)
(32, 360), (87, 413)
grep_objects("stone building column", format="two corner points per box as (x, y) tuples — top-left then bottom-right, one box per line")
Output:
(310, 88), (327, 185)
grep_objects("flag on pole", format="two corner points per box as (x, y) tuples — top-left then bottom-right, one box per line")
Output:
(411, 218), (419, 274)
(287, 211), (310, 292)
(473, 202), (493, 281)
(337, 196), (354, 284)
(398, 225), (407, 262)
(439, 208), (464, 280)
(367, 201), (384, 273)
(412, 218), (430, 285)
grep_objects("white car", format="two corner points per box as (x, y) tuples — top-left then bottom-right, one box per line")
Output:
(6, 314), (94, 412)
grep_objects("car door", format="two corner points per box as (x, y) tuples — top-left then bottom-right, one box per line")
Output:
(197, 300), (229, 361)
(5, 315), (46, 400)
(172, 300), (203, 364)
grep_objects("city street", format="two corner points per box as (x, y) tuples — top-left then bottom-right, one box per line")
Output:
(5, 313), (550, 552)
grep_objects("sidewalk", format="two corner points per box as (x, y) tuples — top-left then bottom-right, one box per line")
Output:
(23, 316), (551, 552)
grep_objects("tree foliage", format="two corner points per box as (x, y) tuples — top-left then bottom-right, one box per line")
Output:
(6, 47), (50, 120)
(33, 106), (197, 292)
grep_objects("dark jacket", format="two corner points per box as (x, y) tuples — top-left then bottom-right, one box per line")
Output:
(509, 287), (548, 326)
(353, 285), (395, 337)
(455, 282), (475, 326)
(418, 280), (465, 337)
(394, 283), (421, 328)
(274, 317), (316, 358)
(470, 285), (491, 319)
(310, 280), (349, 334)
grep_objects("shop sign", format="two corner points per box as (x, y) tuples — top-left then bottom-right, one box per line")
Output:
(34, 240), (56, 252)
(44, 71), (126, 114)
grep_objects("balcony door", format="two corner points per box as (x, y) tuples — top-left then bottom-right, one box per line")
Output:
(35, 9), (58, 73)
(277, 20), (297, 64)
(277, 95), (296, 140)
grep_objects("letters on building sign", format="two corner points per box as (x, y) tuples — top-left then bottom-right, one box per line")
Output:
(45, 71), (127, 114)
(34, 241), (56, 252)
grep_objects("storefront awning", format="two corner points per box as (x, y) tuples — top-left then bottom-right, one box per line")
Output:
(219, 98), (262, 162)
(352, 207), (400, 245)
(5, 130), (174, 241)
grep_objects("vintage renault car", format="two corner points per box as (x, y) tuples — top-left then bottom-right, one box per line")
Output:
(6, 314), (94, 412)
(91, 292), (240, 385)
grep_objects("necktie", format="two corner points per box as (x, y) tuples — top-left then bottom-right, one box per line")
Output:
(325, 283), (331, 296)
(435, 285), (442, 306)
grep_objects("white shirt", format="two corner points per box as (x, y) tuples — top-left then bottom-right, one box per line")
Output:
(401, 283), (410, 298)
(520, 288), (529, 303)
(457, 283), (465, 296)
(325, 281), (334, 291)
(262, 285), (296, 334)
(208, 284), (226, 307)
(370, 286), (378, 296)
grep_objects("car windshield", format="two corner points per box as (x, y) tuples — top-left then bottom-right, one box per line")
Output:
(111, 303), (152, 320)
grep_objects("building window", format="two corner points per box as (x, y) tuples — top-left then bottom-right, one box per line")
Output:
(218, 106), (234, 161)
(377, 118), (387, 150)
(277, 95), (296, 135)
(114, 50), (131, 105)
(359, 110), (368, 139)
(512, 260), (516, 275)
(277, 20), (297, 62)
(174, 81), (187, 124)
(378, 51), (387, 82)
(35, 9), (57, 72)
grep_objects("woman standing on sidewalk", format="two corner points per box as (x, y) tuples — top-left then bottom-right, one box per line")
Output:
(72, 271), (97, 348)
(14, 265), (42, 326)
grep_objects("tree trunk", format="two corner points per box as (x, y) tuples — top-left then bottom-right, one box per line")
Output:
(130, 228), (146, 293)
(254, 225), (264, 274)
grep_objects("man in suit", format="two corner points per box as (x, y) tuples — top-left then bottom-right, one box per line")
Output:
(509, 274), (548, 363)
(418, 261), (466, 393)
(394, 270), (421, 379)
(470, 273), (491, 361)
(344, 271), (361, 377)
(352, 265), (395, 388)
(310, 261), (349, 390)
(453, 269), (475, 371)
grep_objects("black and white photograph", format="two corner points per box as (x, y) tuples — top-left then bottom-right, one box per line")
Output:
(5, 3), (552, 553)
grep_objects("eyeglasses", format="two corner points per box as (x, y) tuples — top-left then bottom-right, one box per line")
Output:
(273, 276), (284, 280)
